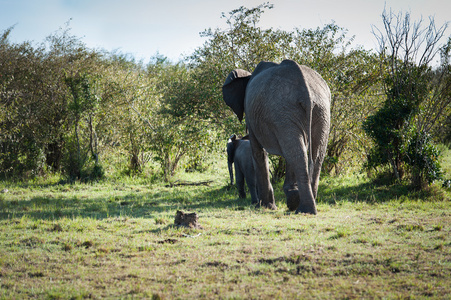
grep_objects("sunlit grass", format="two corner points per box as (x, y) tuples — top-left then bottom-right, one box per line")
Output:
(0, 153), (450, 298)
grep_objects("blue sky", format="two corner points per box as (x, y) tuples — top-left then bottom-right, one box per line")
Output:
(0, 0), (449, 63)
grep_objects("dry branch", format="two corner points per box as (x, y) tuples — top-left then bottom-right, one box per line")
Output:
(165, 180), (213, 187)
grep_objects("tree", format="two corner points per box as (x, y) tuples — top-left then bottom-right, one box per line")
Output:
(63, 73), (102, 180)
(189, 3), (291, 132)
(427, 37), (451, 147)
(287, 24), (382, 174)
(86, 51), (160, 177)
(149, 59), (220, 180)
(0, 24), (104, 179)
(188, 5), (383, 177)
(363, 9), (450, 188)
(0, 27), (44, 178)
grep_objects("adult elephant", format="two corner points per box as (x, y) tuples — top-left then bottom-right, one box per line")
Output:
(222, 60), (330, 214)
(227, 134), (258, 204)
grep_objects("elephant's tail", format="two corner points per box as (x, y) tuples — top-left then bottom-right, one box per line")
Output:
(307, 103), (314, 183)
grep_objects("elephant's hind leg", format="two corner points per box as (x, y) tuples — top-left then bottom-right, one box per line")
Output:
(284, 139), (317, 215)
(284, 163), (299, 211)
(247, 178), (259, 205)
(310, 110), (329, 199)
(235, 167), (246, 199)
(249, 134), (276, 210)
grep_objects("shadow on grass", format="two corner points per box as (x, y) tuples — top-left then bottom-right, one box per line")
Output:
(0, 184), (253, 221)
(317, 175), (447, 205)
(1, 176), (447, 221)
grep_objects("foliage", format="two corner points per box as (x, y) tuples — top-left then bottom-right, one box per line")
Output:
(429, 37), (451, 146)
(405, 130), (442, 187)
(99, 57), (157, 175)
(0, 4), (449, 185)
(1, 6), (451, 297)
(0, 25), (99, 178)
(63, 73), (102, 180)
(269, 155), (286, 183)
(191, 5), (382, 176)
(288, 24), (382, 174)
(189, 3), (289, 134)
(363, 9), (450, 188)
(149, 60), (221, 180)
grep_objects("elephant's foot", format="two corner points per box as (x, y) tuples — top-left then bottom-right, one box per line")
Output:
(295, 204), (317, 215)
(261, 200), (277, 210)
(285, 189), (300, 211)
(256, 187), (277, 210)
(255, 200), (277, 210)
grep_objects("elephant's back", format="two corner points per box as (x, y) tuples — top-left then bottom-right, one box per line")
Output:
(244, 60), (330, 155)
(298, 65), (331, 111)
(246, 60), (311, 113)
(245, 72), (303, 155)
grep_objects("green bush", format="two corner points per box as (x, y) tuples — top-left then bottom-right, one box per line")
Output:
(405, 131), (442, 188)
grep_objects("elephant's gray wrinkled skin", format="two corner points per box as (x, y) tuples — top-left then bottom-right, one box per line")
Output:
(227, 134), (259, 205)
(223, 60), (330, 214)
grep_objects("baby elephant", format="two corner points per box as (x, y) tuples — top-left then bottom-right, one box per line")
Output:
(227, 134), (259, 204)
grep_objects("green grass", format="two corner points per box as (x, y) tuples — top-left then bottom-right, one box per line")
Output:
(0, 159), (450, 299)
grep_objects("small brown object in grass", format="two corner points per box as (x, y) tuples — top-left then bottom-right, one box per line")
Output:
(174, 210), (202, 229)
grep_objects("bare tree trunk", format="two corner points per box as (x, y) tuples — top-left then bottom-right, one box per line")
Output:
(88, 114), (99, 164)
(74, 118), (81, 179)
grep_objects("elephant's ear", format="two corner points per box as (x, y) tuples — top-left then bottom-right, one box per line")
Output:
(222, 69), (251, 122)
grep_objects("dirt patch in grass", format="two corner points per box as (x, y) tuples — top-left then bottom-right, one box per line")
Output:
(157, 238), (178, 244)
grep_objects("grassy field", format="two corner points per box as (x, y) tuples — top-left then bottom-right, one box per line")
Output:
(0, 156), (450, 299)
